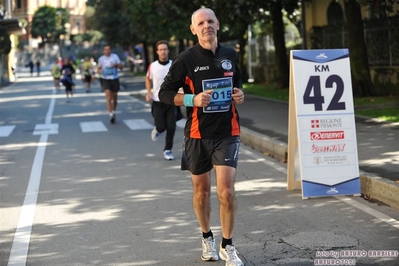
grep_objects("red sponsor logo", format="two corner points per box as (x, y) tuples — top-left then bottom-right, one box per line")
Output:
(224, 72), (234, 77)
(310, 118), (342, 128)
(311, 120), (319, 128)
(311, 144), (346, 153)
(310, 131), (345, 140)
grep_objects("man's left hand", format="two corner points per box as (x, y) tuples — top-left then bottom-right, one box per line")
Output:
(232, 87), (244, 104)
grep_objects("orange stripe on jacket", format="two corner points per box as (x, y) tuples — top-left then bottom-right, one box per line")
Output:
(231, 103), (240, 136)
(185, 77), (201, 139)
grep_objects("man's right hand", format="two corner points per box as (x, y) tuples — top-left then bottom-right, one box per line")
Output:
(145, 93), (152, 102)
(194, 90), (213, 107)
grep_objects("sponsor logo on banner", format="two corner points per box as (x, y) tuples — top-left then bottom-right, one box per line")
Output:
(311, 144), (346, 153)
(313, 156), (323, 165)
(326, 188), (339, 194)
(313, 155), (348, 165)
(310, 131), (345, 141)
(311, 120), (320, 128)
(316, 53), (327, 59)
(311, 119), (342, 129)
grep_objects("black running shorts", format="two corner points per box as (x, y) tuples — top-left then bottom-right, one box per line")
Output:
(181, 136), (240, 175)
(84, 75), (92, 82)
(102, 78), (120, 92)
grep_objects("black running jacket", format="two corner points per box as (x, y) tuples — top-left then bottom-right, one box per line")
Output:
(159, 43), (242, 139)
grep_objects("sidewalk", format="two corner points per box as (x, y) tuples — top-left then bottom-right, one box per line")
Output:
(120, 71), (399, 209)
(237, 95), (399, 209)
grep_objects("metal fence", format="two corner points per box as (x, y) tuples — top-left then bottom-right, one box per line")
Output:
(249, 16), (399, 68)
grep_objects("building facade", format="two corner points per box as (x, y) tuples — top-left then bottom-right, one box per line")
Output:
(0, 0), (86, 84)
(0, 0), (25, 84)
(302, 1), (399, 92)
(249, 0), (398, 91)
(13, 0), (86, 47)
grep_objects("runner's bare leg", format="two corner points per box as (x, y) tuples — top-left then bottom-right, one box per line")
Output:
(192, 171), (212, 233)
(215, 165), (237, 239)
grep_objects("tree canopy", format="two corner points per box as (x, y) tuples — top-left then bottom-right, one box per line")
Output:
(86, 0), (397, 95)
(86, 0), (299, 85)
(31, 6), (69, 43)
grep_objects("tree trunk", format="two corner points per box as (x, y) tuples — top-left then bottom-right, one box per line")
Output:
(343, 0), (376, 96)
(178, 39), (185, 54)
(142, 41), (150, 70)
(271, 0), (289, 88)
(238, 36), (249, 83)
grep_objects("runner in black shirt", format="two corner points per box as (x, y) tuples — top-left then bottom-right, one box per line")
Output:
(60, 58), (76, 102)
(159, 7), (245, 266)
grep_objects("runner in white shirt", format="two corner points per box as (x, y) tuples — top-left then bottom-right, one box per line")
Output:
(97, 44), (123, 124)
(145, 40), (176, 160)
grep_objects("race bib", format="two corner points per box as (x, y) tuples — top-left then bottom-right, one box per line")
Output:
(103, 67), (115, 77)
(202, 77), (232, 113)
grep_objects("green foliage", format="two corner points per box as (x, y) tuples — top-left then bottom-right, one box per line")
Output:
(19, 18), (28, 27)
(76, 51), (97, 60)
(243, 83), (289, 101)
(253, 15), (301, 48)
(85, 6), (96, 30)
(31, 6), (56, 41)
(71, 30), (103, 44)
(86, 0), (101, 7)
(355, 107), (399, 122)
(353, 95), (399, 105)
(358, 0), (399, 16)
(90, 1), (134, 46)
(87, 0), (300, 57)
(31, 5), (69, 43)
(89, 0), (277, 46)
(355, 94), (399, 121)
(0, 27), (11, 54)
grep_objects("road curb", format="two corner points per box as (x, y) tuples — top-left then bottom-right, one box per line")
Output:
(360, 171), (399, 209)
(240, 126), (399, 210)
(240, 127), (287, 161)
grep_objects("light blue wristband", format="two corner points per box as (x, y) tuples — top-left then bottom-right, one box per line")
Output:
(183, 94), (195, 107)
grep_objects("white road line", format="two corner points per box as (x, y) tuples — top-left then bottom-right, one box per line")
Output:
(80, 121), (108, 133)
(0, 125), (16, 137)
(33, 124), (59, 135)
(45, 91), (56, 125)
(123, 119), (153, 130)
(8, 91), (56, 266)
(239, 145), (399, 230)
(335, 196), (399, 230)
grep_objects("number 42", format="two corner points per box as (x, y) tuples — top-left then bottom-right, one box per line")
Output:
(303, 75), (346, 111)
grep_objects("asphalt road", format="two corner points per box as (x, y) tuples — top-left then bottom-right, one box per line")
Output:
(1, 72), (398, 266)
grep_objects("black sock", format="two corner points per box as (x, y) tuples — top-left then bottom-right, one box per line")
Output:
(221, 238), (232, 249)
(202, 230), (213, 239)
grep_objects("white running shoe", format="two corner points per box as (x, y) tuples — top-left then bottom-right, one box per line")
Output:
(109, 112), (115, 124)
(219, 244), (244, 266)
(163, 150), (174, 160)
(151, 127), (160, 141)
(201, 237), (218, 261)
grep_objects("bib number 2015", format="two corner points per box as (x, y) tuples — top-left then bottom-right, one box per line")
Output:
(303, 75), (346, 111)
(211, 89), (232, 102)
